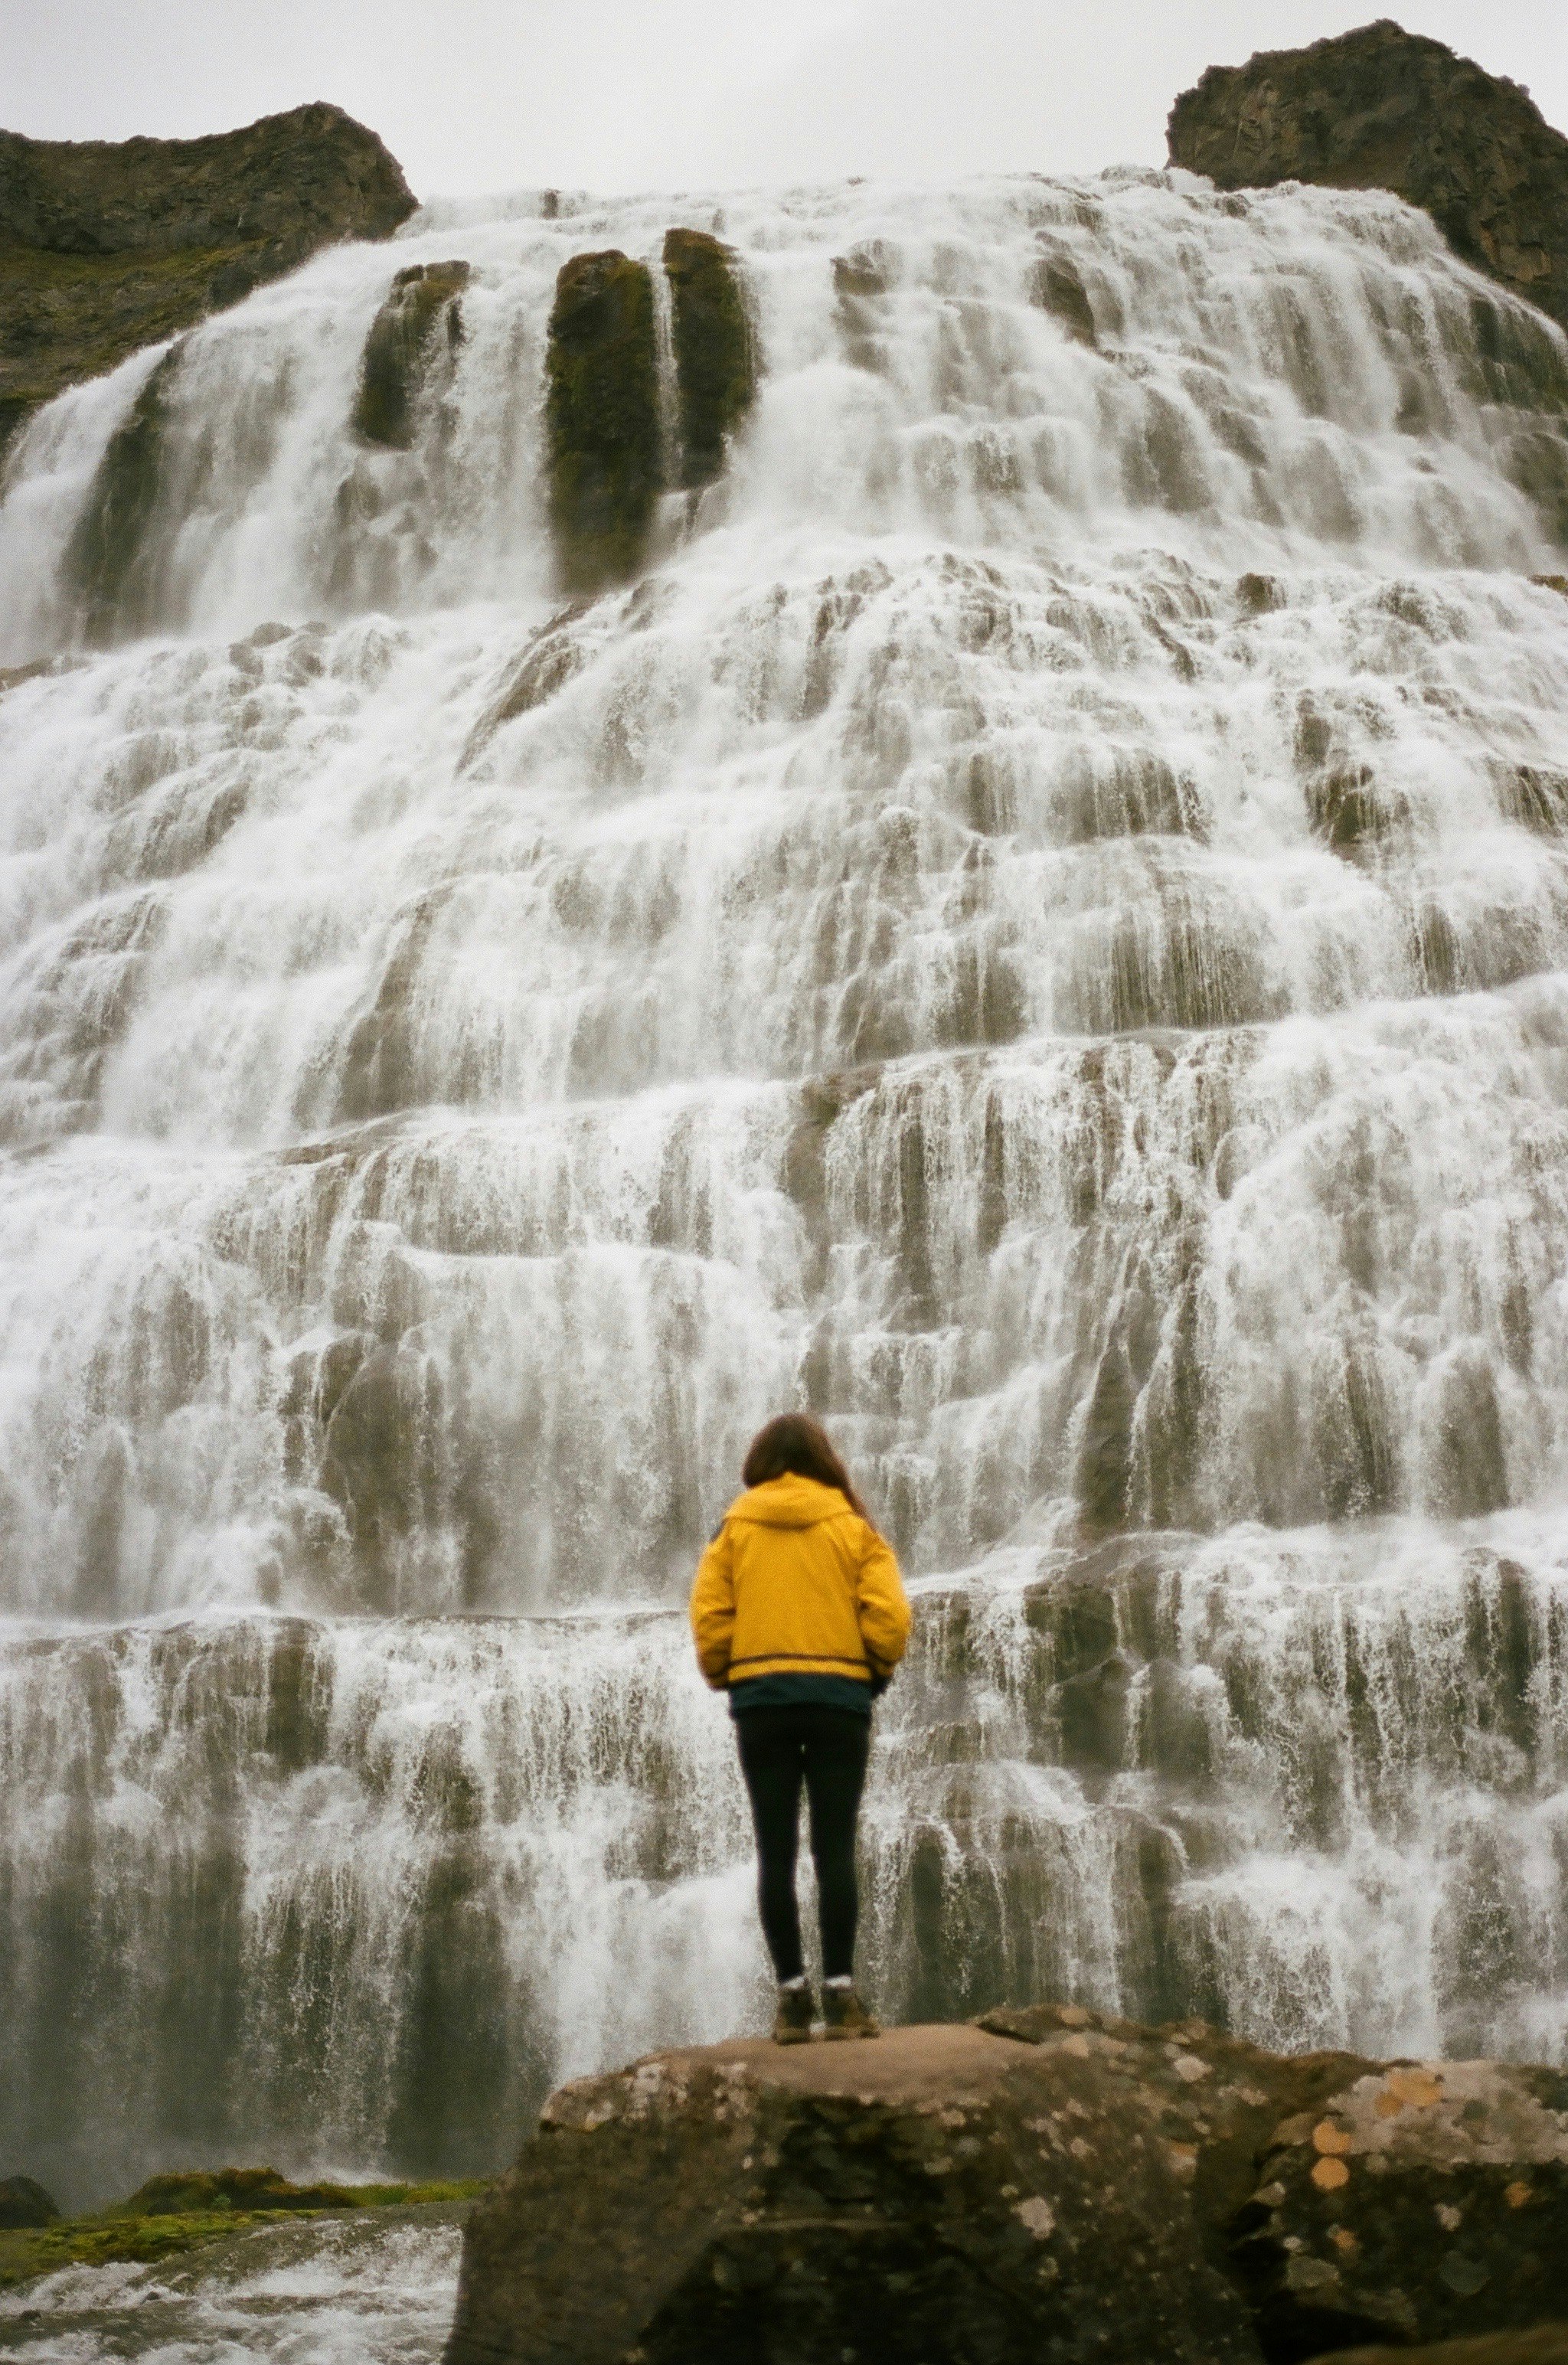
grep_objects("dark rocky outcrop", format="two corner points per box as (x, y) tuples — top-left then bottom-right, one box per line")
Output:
(445, 2006), (1568, 2365)
(1167, 21), (1568, 335)
(662, 227), (755, 489)
(352, 260), (471, 448)
(0, 2176), (59, 2229)
(544, 249), (661, 593)
(0, 104), (416, 454)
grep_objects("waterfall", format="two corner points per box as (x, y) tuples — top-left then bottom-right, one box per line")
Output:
(3, 163), (1568, 2207)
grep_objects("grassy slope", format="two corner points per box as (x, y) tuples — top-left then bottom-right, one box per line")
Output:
(0, 2179), (491, 2290)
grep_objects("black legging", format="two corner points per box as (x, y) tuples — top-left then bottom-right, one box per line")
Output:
(733, 1705), (871, 1983)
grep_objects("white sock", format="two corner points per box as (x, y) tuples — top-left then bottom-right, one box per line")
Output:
(824, 1975), (854, 1989)
(779, 1973), (810, 1992)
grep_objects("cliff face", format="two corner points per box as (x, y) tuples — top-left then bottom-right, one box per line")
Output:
(446, 2006), (1568, 2365)
(0, 103), (416, 451)
(1168, 19), (1568, 334)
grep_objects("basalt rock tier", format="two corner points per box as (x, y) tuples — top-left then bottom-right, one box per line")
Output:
(1168, 21), (1568, 334)
(445, 2007), (1568, 2365)
(0, 104), (416, 452)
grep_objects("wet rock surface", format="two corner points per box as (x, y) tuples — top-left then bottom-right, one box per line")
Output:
(445, 2009), (1568, 2365)
(1168, 21), (1568, 333)
(0, 104), (415, 452)
(353, 260), (471, 449)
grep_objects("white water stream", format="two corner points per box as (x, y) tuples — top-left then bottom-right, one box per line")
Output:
(2, 165), (1568, 2260)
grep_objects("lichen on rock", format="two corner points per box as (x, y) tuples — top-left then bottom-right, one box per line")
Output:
(662, 227), (755, 490)
(544, 249), (661, 593)
(446, 2009), (1568, 2364)
(352, 260), (472, 449)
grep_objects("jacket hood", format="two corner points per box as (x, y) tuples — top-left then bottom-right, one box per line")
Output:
(728, 1472), (855, 1529)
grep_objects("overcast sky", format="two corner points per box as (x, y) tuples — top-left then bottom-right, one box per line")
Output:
(5, 1), (1566, 203)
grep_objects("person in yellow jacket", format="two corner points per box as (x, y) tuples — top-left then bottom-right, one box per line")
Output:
(690, 1413), (911, 2044)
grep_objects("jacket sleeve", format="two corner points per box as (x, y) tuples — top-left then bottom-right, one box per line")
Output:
(854, 1525), (912, 1677)
(689, 1525), (736, 1689)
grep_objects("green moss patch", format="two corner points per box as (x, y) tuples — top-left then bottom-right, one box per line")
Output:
(662, 227), (755, 490)
(0, 2174), (491, 2292)
(545, 248), (661, 593)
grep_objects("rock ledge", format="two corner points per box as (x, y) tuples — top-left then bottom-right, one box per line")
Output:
(446, 2005), (1568, 2363)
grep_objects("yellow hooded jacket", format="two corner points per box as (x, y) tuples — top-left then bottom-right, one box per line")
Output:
(689, 1472), (911, 1694)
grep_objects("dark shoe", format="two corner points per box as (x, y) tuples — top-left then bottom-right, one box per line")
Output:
(773, 1984), (815, 2044)
(822, 1987), (880, 2040)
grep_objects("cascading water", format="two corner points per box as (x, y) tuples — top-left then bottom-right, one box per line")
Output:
(3, 164), (1568, 2223)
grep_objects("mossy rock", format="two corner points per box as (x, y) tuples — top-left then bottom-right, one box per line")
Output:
(545, 249), (660, 593)
(0, 2177), (59, 2230)
(352, 260), (471, 449)
(62, 343), (181, 642)
(662, 227), (754, 491)
(114, 2165), (361, 2217)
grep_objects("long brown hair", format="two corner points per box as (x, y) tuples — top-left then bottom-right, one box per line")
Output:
(742, 1413), (872, 1522)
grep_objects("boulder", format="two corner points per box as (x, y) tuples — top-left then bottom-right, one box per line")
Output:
(662, 227), (755, 489)
(352, 260), (472, 448)
(0, 2175), (60, 2229)
(544, 249), (661, 593)
(443, 2005), (1568, 2365)
(1167, 21), (1568, 335)
(0, 104), (416, 452)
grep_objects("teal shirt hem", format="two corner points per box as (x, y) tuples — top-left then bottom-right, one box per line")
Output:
(727, 1673), (874, 1717)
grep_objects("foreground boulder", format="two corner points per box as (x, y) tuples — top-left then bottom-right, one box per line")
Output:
(1168, 20), (1568, 333)
(0, 104), (416, 451)
(445, 2006), (1568, 2364)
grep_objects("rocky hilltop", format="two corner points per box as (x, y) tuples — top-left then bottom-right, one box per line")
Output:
(0, 103), (416, 452)
(446, 2005), (1568, 2364)
(1168, 19), (1568, 334)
